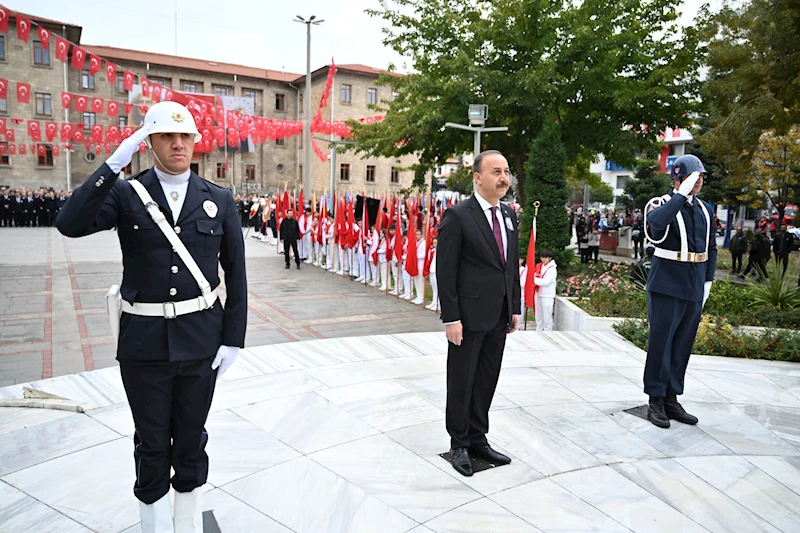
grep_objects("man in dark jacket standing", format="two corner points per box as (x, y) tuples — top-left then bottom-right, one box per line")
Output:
(729, 227), (747, 274)
(280, 208), (302, 269)
(742, 229), (770, 279)
(773, 224), (794, 275)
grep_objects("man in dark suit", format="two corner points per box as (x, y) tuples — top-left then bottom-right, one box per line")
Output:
(0, 189), (12, 227)
(280, 208), (302, 269)
(437, 149), (521, 477)
(57, 101), (246, 533)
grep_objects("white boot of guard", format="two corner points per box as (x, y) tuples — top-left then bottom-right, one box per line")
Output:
(139, 493), (174, 533)
(173, 487), (203, 533)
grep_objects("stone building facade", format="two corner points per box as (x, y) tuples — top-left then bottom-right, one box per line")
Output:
(0, 11), (420, 196)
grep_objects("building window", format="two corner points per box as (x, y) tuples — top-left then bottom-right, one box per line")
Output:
(0, 36), (5, 61)
(243, 89), (256, 100)
(616, 176), (630, 190)
(82, 112), (95, 130)
(37, 144), (54, 167)
(0, 142), (9, 165)
(35, 93), (52, 116)
(150, 77), (167, 87)
(183, 81), (197, 93)
(367, 87), (377, 105)
(275, 93), (285, 111)
(214, 85), (231, 97)
(0, 97), (6, 113)
(391, 167), (399, 183)
(116, 74), (126, 94)
(119, 116), (127, 127)
(340, 163), (350, 181)
(33, 40), (50, 66)
(81, 69), (95, 90)
(275, 138), (285, 147)
(245, 165), (256, 181)
(668, 143), (685, 156)
(216, 163), (226, 179)
(341, 84), (351, 104)
(366, 165), (376, 183)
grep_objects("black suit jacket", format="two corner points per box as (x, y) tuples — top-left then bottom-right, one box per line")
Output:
(56, 163), (248, 362)
(279, 218), (300, 242)
(437, 195), (521, 332)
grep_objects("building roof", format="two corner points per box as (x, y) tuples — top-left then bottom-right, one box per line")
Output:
(12, 11), (81, 28)
(83, 45), (302, 83)
(293, 63), (400, 84)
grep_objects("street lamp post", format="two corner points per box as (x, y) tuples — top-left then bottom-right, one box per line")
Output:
(294, 15), (324, 197)
(444, 104), (508, 157)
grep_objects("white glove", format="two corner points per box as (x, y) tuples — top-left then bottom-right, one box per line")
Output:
(211, 345), (239, 377)
(702, 281), (712, 308)
(106, 125), (152, 174)
(677, 171), (701, 197)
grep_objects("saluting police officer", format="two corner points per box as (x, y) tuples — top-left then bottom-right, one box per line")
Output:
(57, 101), (247, 533)
(642, 154), (717, 429)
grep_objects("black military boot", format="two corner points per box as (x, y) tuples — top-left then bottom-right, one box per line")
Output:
(647, 396), (670, 428)
(665, 394), (698, 425)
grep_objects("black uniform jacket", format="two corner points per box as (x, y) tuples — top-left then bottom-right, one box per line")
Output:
(57, 163), (247, 362)
(279, 218), (300, 242)
(646, 191), (717, 302)
(436, 195), (521, 332)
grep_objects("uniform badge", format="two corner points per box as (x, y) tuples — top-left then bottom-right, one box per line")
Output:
(172, 112), (185, 123)
(505, 218), (514, 232)
(203, 200), (218, 218)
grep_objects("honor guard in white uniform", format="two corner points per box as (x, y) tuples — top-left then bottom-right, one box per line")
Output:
(642, 154), (716, 429)
(57, 101), (247, 533)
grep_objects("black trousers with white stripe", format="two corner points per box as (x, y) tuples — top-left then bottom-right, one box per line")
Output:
(120, 357), (216, 504)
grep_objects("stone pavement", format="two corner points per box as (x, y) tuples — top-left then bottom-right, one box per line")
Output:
(0, 227), (442, 386)
(1, 331), (799, 532)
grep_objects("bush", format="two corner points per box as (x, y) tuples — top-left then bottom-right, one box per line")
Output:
(703, 280), (752, 316)
(726, 307), (800, 329)
(613, 319), (649, 350)
(747, 261), (800, 310)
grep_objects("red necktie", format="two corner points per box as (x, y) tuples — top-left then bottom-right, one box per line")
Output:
(490, 206), (505, 265)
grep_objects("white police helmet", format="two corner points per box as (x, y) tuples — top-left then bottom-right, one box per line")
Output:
(142, 101), (201, 143)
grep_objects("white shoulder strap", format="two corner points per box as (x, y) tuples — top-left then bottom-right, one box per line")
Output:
(128, 179), (213, 303)
(697, 200), (712, 254)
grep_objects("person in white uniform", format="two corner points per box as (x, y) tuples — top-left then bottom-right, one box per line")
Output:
(533, 250), (557, 331)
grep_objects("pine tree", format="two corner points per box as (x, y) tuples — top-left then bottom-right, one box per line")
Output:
(520, 121), (571, 267)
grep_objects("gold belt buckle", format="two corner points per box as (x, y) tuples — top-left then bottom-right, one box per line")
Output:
(695, 253), (706, 262)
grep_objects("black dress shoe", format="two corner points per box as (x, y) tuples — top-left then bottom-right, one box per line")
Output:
(665, 394), (699, 425)
(450, 447), (473, 477)
(285, 265), (290, 269)
(469, 445), (511, 465)
(647, 396), (670, 428)
(296, 264), (301, 270)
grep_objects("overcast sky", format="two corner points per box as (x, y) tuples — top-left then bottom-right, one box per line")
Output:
(16, 0), (724, 76)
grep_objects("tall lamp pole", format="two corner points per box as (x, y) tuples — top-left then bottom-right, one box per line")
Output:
(444, 104), (508, 158)
(294, 15), (324, 196)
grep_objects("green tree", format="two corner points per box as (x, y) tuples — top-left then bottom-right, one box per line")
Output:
(444, 165), (474, 195)
(520, 121), (571, 266)
(349, 0), (703, 205)
(589, 183), (615, 205)
(623, 164), (671, 210)
(751, 127), (800, 225)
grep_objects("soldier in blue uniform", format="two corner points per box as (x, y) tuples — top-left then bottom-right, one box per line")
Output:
(57, 101), (247, 533)
(642, 154), (717, 429)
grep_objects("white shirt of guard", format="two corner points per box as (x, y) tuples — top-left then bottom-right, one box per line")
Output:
(154, 166), (190, 223)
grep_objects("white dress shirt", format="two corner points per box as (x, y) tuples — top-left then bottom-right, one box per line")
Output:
(473, 190), (508, 259)
(154, 166), (190, 223)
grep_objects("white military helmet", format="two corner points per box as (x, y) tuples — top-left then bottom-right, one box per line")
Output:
(142, 101), (201, 143)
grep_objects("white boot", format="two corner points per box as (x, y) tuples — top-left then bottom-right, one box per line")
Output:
(173, 488), (202, 533)
(139, 493), (174, 533)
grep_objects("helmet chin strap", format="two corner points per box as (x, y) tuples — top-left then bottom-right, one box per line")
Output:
(148, 136), (187, 176)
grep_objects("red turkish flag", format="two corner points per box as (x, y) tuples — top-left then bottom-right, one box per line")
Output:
(16, 15), (32, 43)
(151, 83), (162, 102)
(71, 46), (87, 70)
(74, 94), (88, 112)
(164, 88), (174, 101)
(123, 102), (133, 115)
(5, 129), (14, 142)
(105, 62), (117, 84)
(91, 124), (103, 143)
(123, 71), (134, 91)
(107, 100), (119, 116)
(18, 144), (26, 155)
(88, 54), (101, 75)
(139, 142), (146, 153)
(0, 118), (5, 131)
(91, 97), (104, 113)
(27, 120), (41, 141)
(61, 123), (74, 142)
(0, 143), (5, 155)
(74, 129), (85, 143)
(7, 144), (14, 155)
(0, 5), (9, 32)
(38, 145), (45, 156)
(45, 122), (57, 141)
(55, 36), (70, 62)
(106, 125), (120, 143)
(37, 26), (51, 49)
(140, 78), (150, 98)
(61, 91), (73, 109)
(122, 126), (133, 139)
(95, 144), (101, 155)
(0, 78), (7, 100)
(52, 145), (60, 157)
(16, 82), (31, 104)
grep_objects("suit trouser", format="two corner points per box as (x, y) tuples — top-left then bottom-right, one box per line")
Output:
(1, 209), (12, 226)
(284, 240), (300, 266)
(446, 301), (508, 449)
(731, 252), (744, 272)
(535, 295), (554, 331)
(644, 291), (702, 397)
(120, 357), (216, 505)
(777, 254), (790, 275)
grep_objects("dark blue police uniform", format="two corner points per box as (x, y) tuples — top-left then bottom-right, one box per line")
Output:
(57, 162), (247, 504)
(644, 191), (717, 397)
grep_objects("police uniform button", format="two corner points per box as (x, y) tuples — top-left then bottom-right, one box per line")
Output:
(172, 247), (177, 252)
(169, 288), (177, 296)
(210, 229), (214, 234)
(133, 225), (139, 230)
(174, 226), (181, 234)
(171, 266), (178, 274)
(94, 181), (102, 187)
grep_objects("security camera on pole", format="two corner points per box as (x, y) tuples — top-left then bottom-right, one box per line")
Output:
(445, 104), (508, 158)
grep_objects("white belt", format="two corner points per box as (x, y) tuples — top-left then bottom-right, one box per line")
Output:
(121, 289), (218, 319)
(653, 248), (708, 263)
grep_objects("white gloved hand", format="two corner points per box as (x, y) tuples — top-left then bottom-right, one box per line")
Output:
(677, 171), (701, 197)
(211, 345), (239, 377)
(106, 125), (152, 174)
(702, 281), (712, 308)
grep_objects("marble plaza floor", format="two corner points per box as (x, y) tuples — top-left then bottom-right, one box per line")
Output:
(1, 330), (800, 533)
